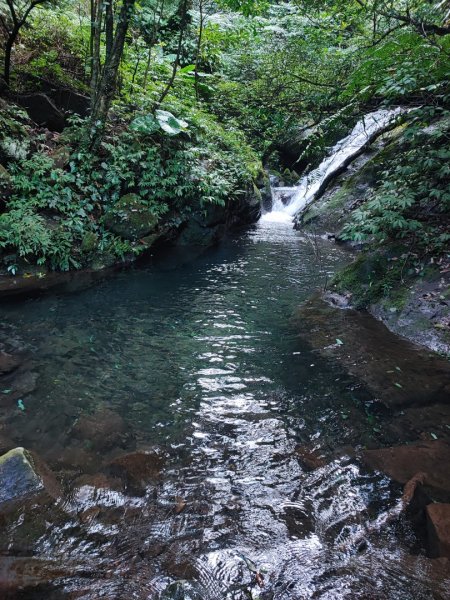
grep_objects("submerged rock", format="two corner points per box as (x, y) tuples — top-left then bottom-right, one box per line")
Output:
(295, 295), (450, 408)
(72, 408), (130, 451)
(295, 444), (326, 471)
(0, 351), (21, 375)
(0, 447), (61, 509)
(426, 503), (450, 558)
(106, 449), (164, 494)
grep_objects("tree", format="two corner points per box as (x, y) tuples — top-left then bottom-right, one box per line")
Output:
(0, 0), (50, 84)
(90, 0), (136, 137)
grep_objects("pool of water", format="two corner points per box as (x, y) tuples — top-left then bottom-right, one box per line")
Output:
(1, 220), (448, 599)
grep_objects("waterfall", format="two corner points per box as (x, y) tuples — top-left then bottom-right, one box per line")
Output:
(262, 108), (403, 223)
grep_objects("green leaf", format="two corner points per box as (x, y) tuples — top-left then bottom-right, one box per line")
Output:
(155, 110), (188, 136)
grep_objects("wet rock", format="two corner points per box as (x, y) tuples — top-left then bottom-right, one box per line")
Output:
(295, 295), (450, 408)
(106, 449), (164, 494)
(0, 556), (95, 595)
(72, 408), (129, 451)
(370, 271), (450, 356)
(176, 218), (225, 247)
(362, 441), (450, 495)
(72, 472), (123, 492)
(104, 193), (159, 240)
(227, 187), (261, 229)
(0, 447), (61, 510)
(0, 351), (21, 375)
(426, 503), (450, 558)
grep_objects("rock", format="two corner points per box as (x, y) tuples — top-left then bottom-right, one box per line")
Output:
(106, 450), (164, 494)
(426, 503), (450, 558)
(0, 431), (15, 454)
(54, 444), (97, 472)
(227, 187), (261, 229)
(49, 88), (90, 117)
(49, 145), (71, 169)
(15, 93), (65, 132)
(0, 351), (21, 375)
(362, 441), (450, 494)
(0, 447), (61, 509)
(0, 370), (38, 405)
(176, 218), (224, 247)
(81, 231), (99, 254)
(72, 408), (129, 451)
(295, 444), (326, 470)
(104, 193), (159, 240)
(295, 295), (450, 408)
(0, 165), (12, 206)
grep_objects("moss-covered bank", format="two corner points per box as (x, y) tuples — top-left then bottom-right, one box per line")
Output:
(293, 112), (450, 355)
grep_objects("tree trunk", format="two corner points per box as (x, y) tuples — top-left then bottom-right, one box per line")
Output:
(194, 0), (204, 101)
(158, 0), (188, 104)
(3, 32), (16, 85)
(90, 0), (136, 145)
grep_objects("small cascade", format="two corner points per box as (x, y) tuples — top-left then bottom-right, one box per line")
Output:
(262, 108), (403, 223)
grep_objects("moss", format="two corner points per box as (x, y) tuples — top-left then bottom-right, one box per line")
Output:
(332, 250), (409, 308)
(81, 231), (99, 254)
(104, 193), (159, 240)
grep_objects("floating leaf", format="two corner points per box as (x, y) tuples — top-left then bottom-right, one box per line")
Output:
(336, 338), (344, 345)
(430, 432), (438, 440)
(394, 382), (403, 388)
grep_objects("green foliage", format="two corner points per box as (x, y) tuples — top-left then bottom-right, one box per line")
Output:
(1, 0), (449, 275)
(341, 109), (450, 256)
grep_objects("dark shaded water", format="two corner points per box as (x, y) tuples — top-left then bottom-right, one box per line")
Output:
(1, 220), (449, 599)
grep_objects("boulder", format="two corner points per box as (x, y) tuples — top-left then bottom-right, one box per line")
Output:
(227, 188), (261, 229)
(362, 441), (450, 494)
(104, 194), (159, 240)
(0, 447), (61, 510)
(50, 88), (90, 117)
(15, 93), (65, 132)
(106, 450), (164, 494)
(426, 503), (450, 558)
(72, 408), (129, 451)
(176, 218), (224, 247)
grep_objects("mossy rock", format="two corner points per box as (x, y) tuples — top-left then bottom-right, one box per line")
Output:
(104, 193), (159, 240)
(81, 231), (99, 254)
(0, 164), (11, 182)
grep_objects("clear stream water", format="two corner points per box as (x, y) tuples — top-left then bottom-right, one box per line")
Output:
(1, 220), (448, 599)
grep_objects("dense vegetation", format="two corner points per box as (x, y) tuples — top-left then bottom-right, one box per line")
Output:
(0, 0), (449, 275)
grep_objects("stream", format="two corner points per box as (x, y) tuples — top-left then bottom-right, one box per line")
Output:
(1, 219), (449, 599)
